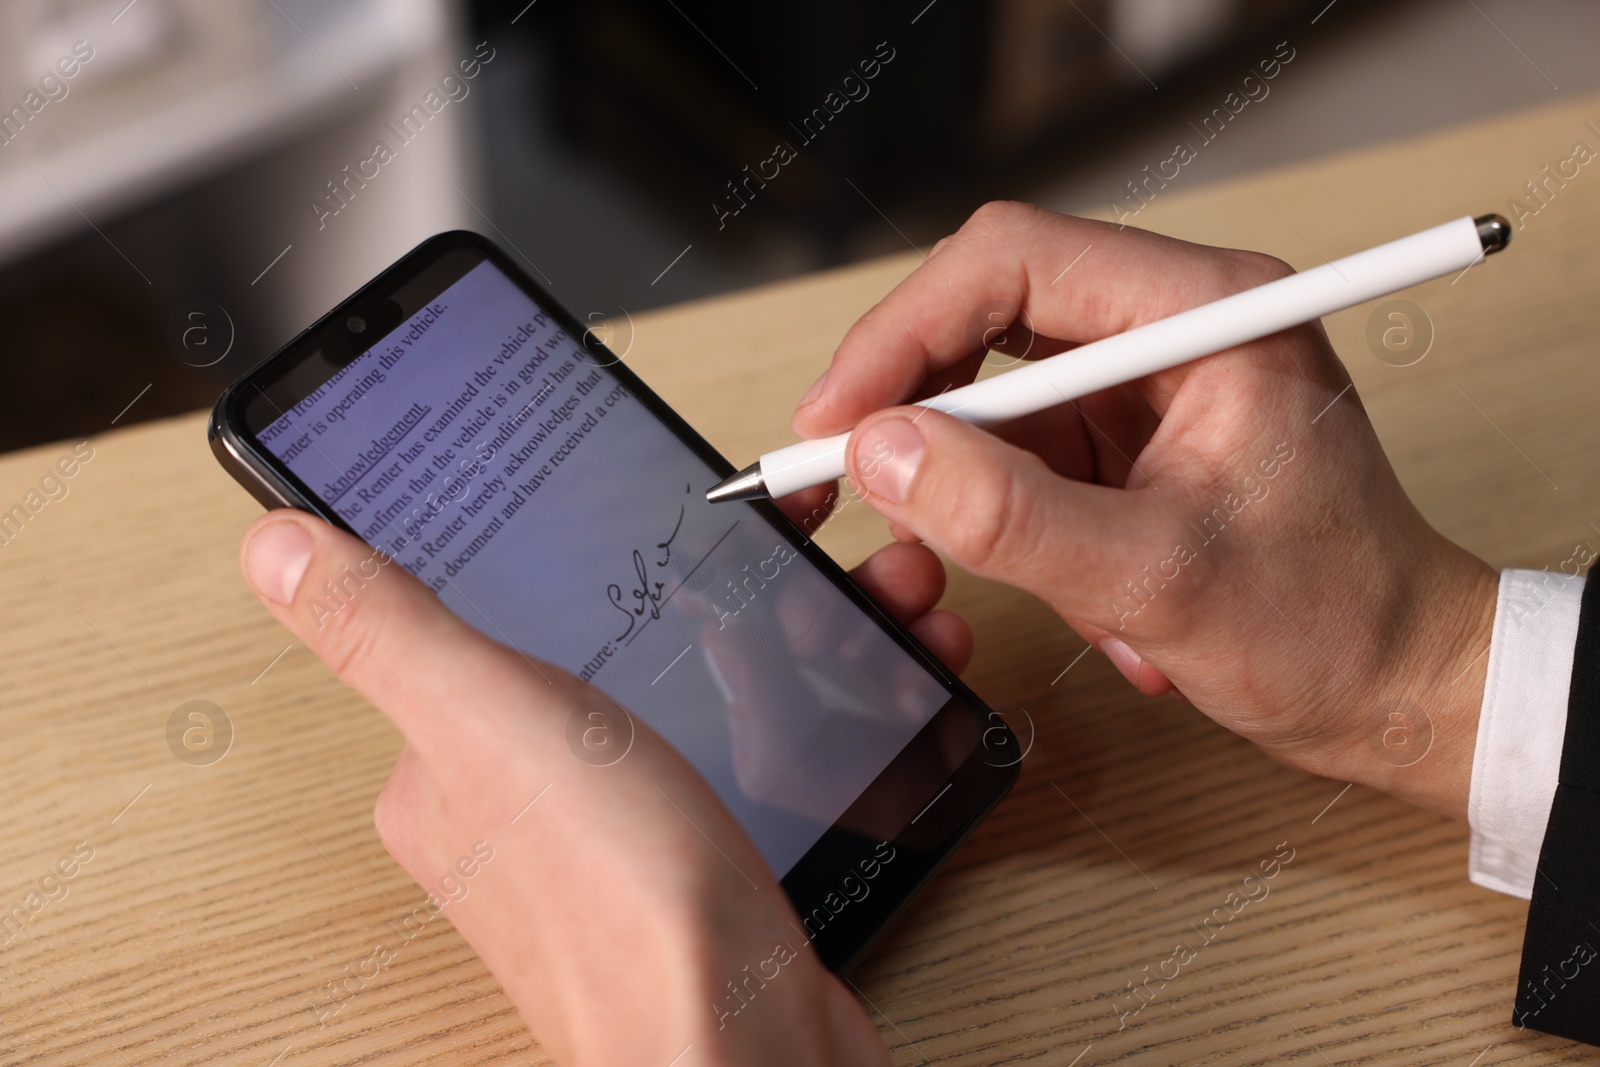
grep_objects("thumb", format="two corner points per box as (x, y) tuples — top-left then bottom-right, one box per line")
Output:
(844, 409), (1178, 630)
(238, 511), (576, 764)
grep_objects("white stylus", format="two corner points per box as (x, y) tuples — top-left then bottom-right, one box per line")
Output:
(706, 213), (1511, 504)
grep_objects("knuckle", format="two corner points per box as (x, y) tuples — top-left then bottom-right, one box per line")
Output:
(309, 581), (387, 681)
(1229, 249), (1296, 287)
(940, 455), (1035, 574)
(373, 752), (432, 875)
(965, 199), (1035, 237)
(372, 774), (415, 863)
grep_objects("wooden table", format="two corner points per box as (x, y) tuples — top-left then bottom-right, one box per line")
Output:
(5, 90), (1600, 1066)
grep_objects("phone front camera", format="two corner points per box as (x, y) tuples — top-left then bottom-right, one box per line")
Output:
(346, 315), (367, 334)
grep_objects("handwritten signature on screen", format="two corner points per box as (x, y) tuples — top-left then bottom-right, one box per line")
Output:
(606, 484), (687, 641)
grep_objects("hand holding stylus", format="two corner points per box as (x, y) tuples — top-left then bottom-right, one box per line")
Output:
(717, 208), (1507, 503)
(792, 202), (1499, 819)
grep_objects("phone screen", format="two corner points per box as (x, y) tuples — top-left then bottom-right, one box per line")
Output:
(247, 257), (955, 879)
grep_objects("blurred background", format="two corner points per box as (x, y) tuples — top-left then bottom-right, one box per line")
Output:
(0, 0), (1593, 453)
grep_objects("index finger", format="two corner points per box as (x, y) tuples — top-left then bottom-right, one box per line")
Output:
(791, 201), (1283, 438)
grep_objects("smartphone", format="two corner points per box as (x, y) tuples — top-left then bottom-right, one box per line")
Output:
(208, 231), (1019, 972)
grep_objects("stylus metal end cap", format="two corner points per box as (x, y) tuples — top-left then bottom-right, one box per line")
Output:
(1475, 213), (1511, 254)
(706, 462), (768, 503)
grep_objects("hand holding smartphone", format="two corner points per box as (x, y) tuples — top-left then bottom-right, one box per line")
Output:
(210, 232), (1017, 982)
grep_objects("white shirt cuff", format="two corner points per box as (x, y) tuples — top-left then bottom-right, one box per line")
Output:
(1467, 568), (1584, 898)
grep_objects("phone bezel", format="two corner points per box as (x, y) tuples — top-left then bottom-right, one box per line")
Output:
(208, 230), (1019, 973)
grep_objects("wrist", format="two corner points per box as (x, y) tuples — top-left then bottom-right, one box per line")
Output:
(551, 904), (887, 1067)
(688, 942), (890, 1067)
(1330, 539), (1498, 819)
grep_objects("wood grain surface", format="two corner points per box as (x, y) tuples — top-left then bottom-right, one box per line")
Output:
(4, 90), (1600, 1065)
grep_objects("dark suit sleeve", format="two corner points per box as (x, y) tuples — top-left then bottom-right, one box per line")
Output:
(1514, 572), (1600, 1042)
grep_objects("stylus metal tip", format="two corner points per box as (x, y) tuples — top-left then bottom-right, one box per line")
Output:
(706, 462), (767, 503)
(1474, 213), (1511, 254)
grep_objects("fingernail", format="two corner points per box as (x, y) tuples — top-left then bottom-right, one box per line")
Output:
(1100, 637), (1143, 685)
(798, 368), (829, 408)
(244, 520), (314, 605)
(855, 417), (924, 506)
